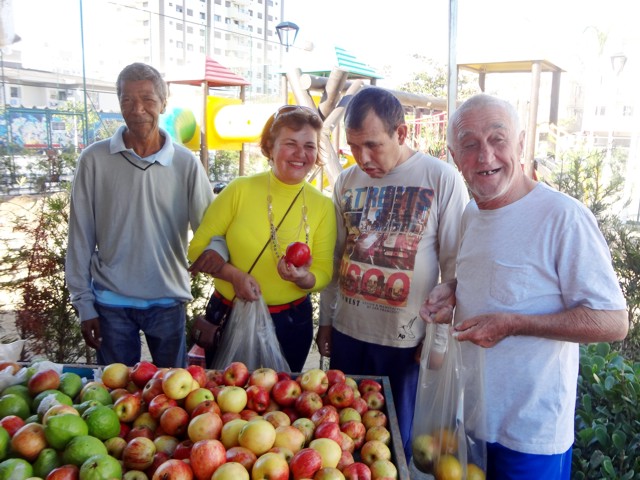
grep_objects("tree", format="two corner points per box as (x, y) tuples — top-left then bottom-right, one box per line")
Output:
(399, 56), (479, 100)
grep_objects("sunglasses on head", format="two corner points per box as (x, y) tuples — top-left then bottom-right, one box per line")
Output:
(272, 104), (320, 121)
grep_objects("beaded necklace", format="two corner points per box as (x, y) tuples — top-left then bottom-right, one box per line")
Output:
(267, 173), (310, 259)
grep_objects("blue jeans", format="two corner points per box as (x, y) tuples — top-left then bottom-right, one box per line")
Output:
(95, 303), (187, 368)
(330, 328), (419, 461)
(486, 443), (572, 480)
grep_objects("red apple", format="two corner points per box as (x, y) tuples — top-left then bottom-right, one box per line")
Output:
(114, 394), (142, 423)
(245, 385), (270, 413)
(222, 361), (250, 387)
(148, 394), (178, 419)
(311, 405), (340, 426)
(314, 422), (343, 445)
(11, 422), (47, 461)
(28, 369), (61, 395)
(45, 464), (81, 480)
(325, 369), (347, 386)
(187, 412), (223, 442)
(190, 439), (226, 480)
(351, 397), (369, 417)
(160, 406), (190, 437)
(119, 422), (131, 439)
(206, 369), (225, 386)
(0, 361), (21, 375)
(362, 390), (385, 410)
(172, 439), (194, 460)
(225, 446), (257, 471)
(133, 412), (158, 431)
(145, 451), (170, 478)
(186, 365), (207, 388)
(131, 360), (158, 388)
(142, 377), (165, 405)
(315, 467), (347, 480)
(151, 458), (194, 479)
(126, 425), (155, 441)
(298, 368), (329, 395)
(122, 436), (156, 471)
(327, 382), (355, 409)
(341, 420), (366, 449)
(284, 242), (311, 267)
(358, 379), (382, 396)
(340, 432), (355, 454)
(268, 446), (294, 463)
(251, 451), (289, 480)
(0, 415), (25, 437)
(342, 461), (372, 480)
(309, 438), (342, 469)
(277, 371), (292, 382)
(248, 367), (279, 392)
(365, 425), (391, 445)
(337, 448), (355, 470)
(289, 447), (323, 480)
(191, 399), (221, 418)
(220, 412), (241, 424)
(240, 409), (259, 422)
(295, 391), (323, 418)
(271, 379), (302, 407)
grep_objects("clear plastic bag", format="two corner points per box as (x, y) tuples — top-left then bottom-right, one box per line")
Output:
(409, 323), (486, 479)
(210, 296), (291, 373)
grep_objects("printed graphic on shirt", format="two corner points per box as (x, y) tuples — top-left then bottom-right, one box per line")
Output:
(338, 184), (434, 312)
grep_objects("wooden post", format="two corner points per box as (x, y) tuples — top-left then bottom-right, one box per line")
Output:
(319, 69), (348, 119)
(524, 61), (541, 178)
(200, 81), (209, 174)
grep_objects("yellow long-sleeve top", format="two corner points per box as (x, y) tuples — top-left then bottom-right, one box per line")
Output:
(188, 170), (337, 304)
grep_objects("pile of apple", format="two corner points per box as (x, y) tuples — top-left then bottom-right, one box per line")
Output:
(0, 359), (401, 479)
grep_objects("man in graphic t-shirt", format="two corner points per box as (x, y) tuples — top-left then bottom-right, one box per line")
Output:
(317, 87), (469, 458)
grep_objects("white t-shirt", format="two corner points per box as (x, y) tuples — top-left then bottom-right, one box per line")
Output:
(320, 152), (469, 348)
(456, 183), (626, 454)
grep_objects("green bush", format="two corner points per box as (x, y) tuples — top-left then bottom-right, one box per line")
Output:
(573, 342), (640, 478)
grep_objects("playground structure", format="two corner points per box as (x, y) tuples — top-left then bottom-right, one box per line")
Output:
(160, 55), (450, 189)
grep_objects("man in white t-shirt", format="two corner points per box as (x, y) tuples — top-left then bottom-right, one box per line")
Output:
(421, 94), (628, 479)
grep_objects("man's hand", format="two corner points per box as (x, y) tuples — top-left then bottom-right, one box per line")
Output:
(420, 280), (457, 324)
(81, 318), (101, 350)
(453, 312), (515, 348)
(188, 250), (226, 276)
(316, 325), (332, 357)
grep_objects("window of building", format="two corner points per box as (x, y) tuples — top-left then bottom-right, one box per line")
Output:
(187, 44), (193, 51)
(623, 105), (633, 116)
(200, 12), (205, 19)
(187, 8), (193, 16)
(177, 22), (183, 31)
(225, 1), (231, 6)
(595, 106), (606, 116)
(143, 19), (149, 26)
(225, 17), (231, 24)
(200, 28), (206, 36)
(10, 87), (19, 98)
(57, 91), (68, 101)
(214, 14), (221, 22)
(257, 27), (262, 34)
(267, 14), (273, 21)
(142, 1), (148, 6)
(214, 48), (222, 55)
(257, 12), (262, 19)
(176, 5), (183, 13)
(215, 0), (221, 4)
(214, 31), (222, 38)
(177, 41), (184, 48)
(225, 33), (231, 40)
(200, 46), (205, 53)
(187, 26), (193, 33)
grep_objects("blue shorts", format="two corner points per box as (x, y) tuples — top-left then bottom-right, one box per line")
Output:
(487, 442), (572, 480)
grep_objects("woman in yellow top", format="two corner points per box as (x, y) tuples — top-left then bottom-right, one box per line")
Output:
(188, 105), (337, 371)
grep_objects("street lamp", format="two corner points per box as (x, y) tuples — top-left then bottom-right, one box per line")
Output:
(276, 21), (299, 52)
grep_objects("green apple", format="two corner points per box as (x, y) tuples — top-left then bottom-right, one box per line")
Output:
(0, 458), (33, 480)
(32, 447), (61, 479)
(79, 453), (122, 480)
(0, 428), (9, 461)
(59, 372), (84, 399)
(44, 414), (89, 450)
(63, 435), (109, 466)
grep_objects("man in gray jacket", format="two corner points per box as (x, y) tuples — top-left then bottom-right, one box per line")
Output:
(65, 63), (213, 367)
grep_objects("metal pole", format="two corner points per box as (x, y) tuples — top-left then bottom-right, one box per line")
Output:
(446, 0), (458, 166)
(79, 0), (89, 148)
